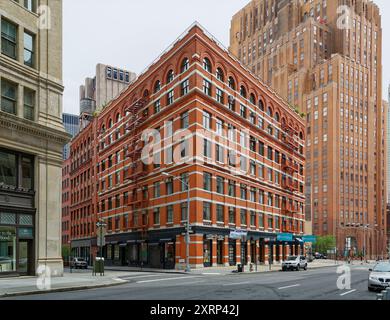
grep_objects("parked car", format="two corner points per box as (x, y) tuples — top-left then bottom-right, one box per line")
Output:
(314, 252), (328, 259)
(70, 257), (88, 269)
(282, 256), (308, 271)
(368, 262), (390, 292)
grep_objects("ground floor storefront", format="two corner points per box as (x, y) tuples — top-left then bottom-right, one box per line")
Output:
(98, 227), (305, 270)
(0, 191), (35, 277)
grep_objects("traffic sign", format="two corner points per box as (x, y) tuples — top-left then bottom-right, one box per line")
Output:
(277, 233), (293, 242)
(302, 235), (317, 243)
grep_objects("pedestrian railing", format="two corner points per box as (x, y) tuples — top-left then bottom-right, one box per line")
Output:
(376, 287), (390, 300)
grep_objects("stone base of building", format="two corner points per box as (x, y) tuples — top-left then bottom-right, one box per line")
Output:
(36, 258), (64, 277)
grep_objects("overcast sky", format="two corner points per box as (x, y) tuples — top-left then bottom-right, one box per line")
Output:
(63, 0), (390, 114)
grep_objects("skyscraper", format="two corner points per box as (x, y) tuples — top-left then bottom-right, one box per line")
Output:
(230, 0), (387, 258)
(62, 113), (80, 160)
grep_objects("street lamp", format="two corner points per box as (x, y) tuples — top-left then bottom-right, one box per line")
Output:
(162, 172), (191, 273)
(361, 224), (370, 263)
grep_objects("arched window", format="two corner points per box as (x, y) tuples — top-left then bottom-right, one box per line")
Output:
(228, 77), (235, 90)
(299, 132), (304, 140)
(267, 107), (273, 117)
(240, 85), (247, 98)
(275, 112), (280, 122)
(181, 58), (189, 73)
(259, 99), (264, 111)
(167, 70), (175, 83)
(143, 89), (149, 98)
(101, 125), (106, 133)
(154, 80), (161, 93)
(108, 119), (113, 128)
(203, 58), (211, 73)
(249, 93), (255, 105)
(216, 68), (224, 81)
(116, 113), (121, 123)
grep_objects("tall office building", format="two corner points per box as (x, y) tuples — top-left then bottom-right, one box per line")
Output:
(62, 113), (79, 160)
(230, 0), (387, 258)
(0, 0), (70, 276)
(79, 63), (136, 115)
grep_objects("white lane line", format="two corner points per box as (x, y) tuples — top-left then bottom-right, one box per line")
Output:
(202, 273), (221, 275)
(340, 289), (357, 296)
(170, 280), (206, 287)
(122, 274), (162, 279)
(113, 278), (129, 283)
(278, 284), (301, 290)
(136, 276), (202, 284)
(223, 282), (251, 287)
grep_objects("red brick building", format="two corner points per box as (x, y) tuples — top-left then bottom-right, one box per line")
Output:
(68, 119), (99, 264)
(66, 23), (306, 269)
(62, 158), (71, 247)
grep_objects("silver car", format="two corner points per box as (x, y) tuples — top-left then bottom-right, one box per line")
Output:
(368, 262), (390, 291)
(282, 256), (308, 271)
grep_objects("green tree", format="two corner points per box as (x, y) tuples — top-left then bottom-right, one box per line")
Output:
(62, 244), (70, 261)
(314, 235), (336, 254)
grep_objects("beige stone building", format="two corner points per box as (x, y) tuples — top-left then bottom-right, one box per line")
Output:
(230, 0), (387, 258)
(0, 0), (69, 276)
(79, 63), (136, 115)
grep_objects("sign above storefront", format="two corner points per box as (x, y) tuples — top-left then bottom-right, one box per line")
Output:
(229, 230), (248, 240)
(277, 233), (293, 242)
(302, 235), (317, 243)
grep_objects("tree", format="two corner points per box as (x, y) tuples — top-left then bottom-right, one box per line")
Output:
(314, 235), (336, 254)
(62, 244), (70, 261)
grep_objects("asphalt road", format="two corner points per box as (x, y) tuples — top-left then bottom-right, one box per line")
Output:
(3, 265), (379, 300)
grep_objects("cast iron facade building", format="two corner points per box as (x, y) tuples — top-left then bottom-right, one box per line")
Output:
(68, 23), (306, 269)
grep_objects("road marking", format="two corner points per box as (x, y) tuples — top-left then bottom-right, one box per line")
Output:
(223, 282), (251, 287)
(202, 273), (221, 275)
(340, 289), (357, 296)
(113, 278), (128, 283)
(278, 284), (301, 290)
(170, 280), (206, 286)
(121, 274), (162, 279)
(136, 276), (202, 284)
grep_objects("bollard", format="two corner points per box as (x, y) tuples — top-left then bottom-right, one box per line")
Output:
(377, 293), (383, 300)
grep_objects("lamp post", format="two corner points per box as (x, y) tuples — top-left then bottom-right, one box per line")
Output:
(163, 172), (191, 272)
(96, 220), (107, 260)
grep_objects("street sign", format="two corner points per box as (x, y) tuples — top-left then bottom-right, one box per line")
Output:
(302, 235), (317, 243)
(277, 233), (293, 242)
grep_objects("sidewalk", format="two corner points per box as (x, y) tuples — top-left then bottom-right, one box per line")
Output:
(0, 270), (131, 298)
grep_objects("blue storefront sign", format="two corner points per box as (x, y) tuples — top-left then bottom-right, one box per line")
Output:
(277, 233), (293, 242)
(302, 235), (317, 243)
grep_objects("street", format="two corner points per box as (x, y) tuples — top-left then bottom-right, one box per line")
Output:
(2, 265), (378, 300)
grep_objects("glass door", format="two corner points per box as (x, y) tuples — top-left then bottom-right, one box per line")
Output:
(18, 240), (32, 275)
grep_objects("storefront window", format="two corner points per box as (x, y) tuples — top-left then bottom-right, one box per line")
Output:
(114, 245), (120, 260)
(203, 239), (212, 267)
(21, 157), (33, 190)
(0, 151), (16, 187)
(0, 226), (16, 273)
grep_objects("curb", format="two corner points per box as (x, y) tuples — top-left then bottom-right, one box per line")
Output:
(0, 280), (128, 299)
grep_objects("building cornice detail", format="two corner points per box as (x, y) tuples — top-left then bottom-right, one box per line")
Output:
(0, 111), (71, 145)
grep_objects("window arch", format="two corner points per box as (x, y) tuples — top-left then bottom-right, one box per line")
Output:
(108, 119), (113, 128)
(240, 85), (247, 98)
(216, 68), (224, 81)
(116, 113), (121, 123)
(181, 58), (189, 73)
(143, 89), (149, 98)
(258, 99), (265, 111)
(203, 58), (211, 73)
(267, 107), (273, 117)
(228, 76), (236, 90)
(154, 80), (161, 93)
(299, 131), (304, 140)
(275, 112), (280, 122)
(167, 70), (175, 83)
(249, 93), (256, 105)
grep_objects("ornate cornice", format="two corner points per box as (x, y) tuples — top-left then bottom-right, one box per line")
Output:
(0, 111), (71, 145)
